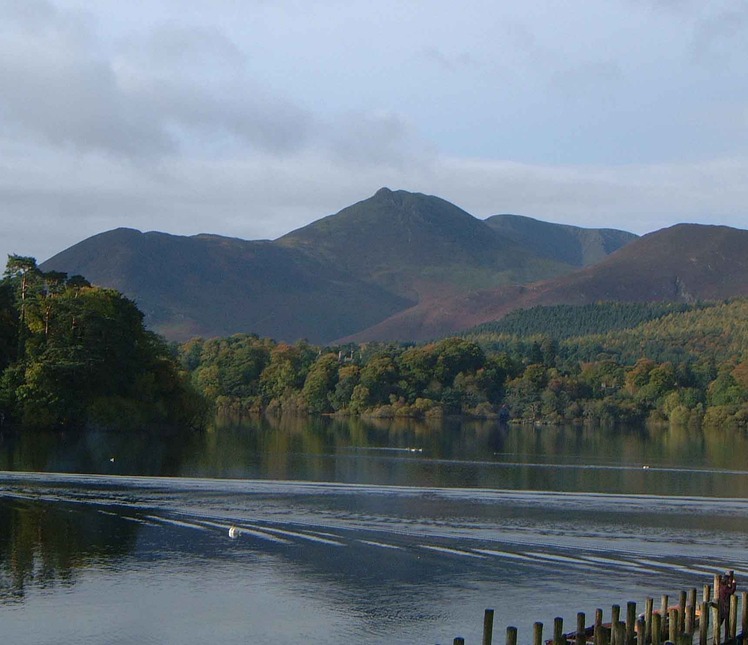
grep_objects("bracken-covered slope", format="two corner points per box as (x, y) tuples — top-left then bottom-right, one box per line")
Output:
(342, 223), (748, 342)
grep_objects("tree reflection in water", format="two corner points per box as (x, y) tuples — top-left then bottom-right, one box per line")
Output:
(0, 498), (139, 603)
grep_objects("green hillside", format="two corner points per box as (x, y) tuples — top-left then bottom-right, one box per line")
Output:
(484, 214), (637, 267)
(277, 187), (573, 297)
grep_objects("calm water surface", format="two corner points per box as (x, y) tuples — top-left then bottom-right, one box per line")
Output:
(2, 417), (748, 644)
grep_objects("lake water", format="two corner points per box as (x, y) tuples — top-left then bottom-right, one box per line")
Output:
(2, 417), (748, 644)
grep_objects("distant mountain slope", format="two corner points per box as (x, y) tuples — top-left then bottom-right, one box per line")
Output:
(484, 214), (637, 267)
(41, 228), (412, 343)
(277, 188), (572, 298)
(40, 188), (640, 343)
(341, 223), (748, 342)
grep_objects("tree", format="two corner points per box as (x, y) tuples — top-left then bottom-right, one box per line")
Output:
(0, 257), (205, 430)
(302, 353), (339, 413)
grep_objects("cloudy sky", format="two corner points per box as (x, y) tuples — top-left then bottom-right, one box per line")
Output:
(1, 0), (747, 264)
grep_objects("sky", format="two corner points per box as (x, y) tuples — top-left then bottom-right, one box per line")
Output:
(1, 0), (747, 265)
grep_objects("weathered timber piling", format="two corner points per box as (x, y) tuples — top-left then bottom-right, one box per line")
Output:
(652, 612), (662, 645)
(626, 602), (637, 645)
(661, 595), (670, 641)
(553, 617), (564, 645)
(645, 598), (654, 644)
(700, 600), (709, 645)
(533, 622), (543, 645)
(575, 613), (585, 645)
(483, 609), (495, 645)
(447, 573), (748, 645)
(729, 595), (738, 641)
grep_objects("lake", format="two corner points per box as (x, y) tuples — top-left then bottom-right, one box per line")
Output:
(2, 416), (748, 644)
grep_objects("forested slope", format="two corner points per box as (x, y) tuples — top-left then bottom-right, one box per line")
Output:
(180, 299), (748, 428)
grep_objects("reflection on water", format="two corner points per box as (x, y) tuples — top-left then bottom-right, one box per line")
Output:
(2, 418), (748, 644)
(3, 417), (746, 495)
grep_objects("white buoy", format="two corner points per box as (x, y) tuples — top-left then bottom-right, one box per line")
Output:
(110, 457), (115, 463)
(228, 526), (240, 538)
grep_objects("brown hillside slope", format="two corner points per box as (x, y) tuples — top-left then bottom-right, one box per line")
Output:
(340, 223), (748, 342)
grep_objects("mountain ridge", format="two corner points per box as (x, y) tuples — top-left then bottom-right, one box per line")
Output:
(41, 188), (744, 345)
(339, 222), (748, 342)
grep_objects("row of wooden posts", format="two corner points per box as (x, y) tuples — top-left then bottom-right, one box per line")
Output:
(446, 573), (746, 645)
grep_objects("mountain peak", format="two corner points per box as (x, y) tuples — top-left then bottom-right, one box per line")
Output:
(374, 187), (393, 197)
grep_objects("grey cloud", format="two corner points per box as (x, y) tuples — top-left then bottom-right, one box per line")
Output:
(0, 0), (173, 156)
(690, 4), (748, 65)
(124, 24), (246, 74)
(551, 60), (624, 96)
(0, 1), (312, 158)
(422, 47), (478, 72)
(324, 111), (432, 168)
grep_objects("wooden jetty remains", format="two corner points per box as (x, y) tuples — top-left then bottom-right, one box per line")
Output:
(444, 572), (744, 645)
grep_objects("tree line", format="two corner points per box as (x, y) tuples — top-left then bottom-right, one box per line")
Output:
(179, 299), (748, 428)
(1, 251), (745, 431)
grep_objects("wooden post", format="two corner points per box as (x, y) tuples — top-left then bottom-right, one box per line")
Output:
(669, 608), (678, 644)
(699, 600), (709, 645)
(662, 596), (670, 641)
(554, 617), (565, 645)
(614, 622), (626, 645)
(677, 634), (691, 645)
(742, 591), (748, 641)
(703, 585), (712, 605)
(506, 626), (518, 645)
(576, 612), (586, 645)
(730, 594), (739, 641)
(595, 609), (604, 645)
(646, 598), (655, 645)
(599, 624), (611, 645)
(689, 589), (697, 634)
(714, 574), (722, 631)
(534, 622), (544, 645)
(483, 609), (495, 645)
(652, 613), (662, 645)
(454, 639), (465, 645)
(679, 591), (687, 635)
(611, 621), (619, 645)
(612, 606), (621, 626)
(712, 603), (720, 645)
(627, 602), (637, 645)
(636, 617), (646, 645)
(684, 605), (693, 638)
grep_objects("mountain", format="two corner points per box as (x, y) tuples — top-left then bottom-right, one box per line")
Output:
(40, 188), (639, 343)
(41, 228), (411, 343)
(341, 223), (748, 342)
(484, 214), (638, 267)
(277, 188), (572, 299)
